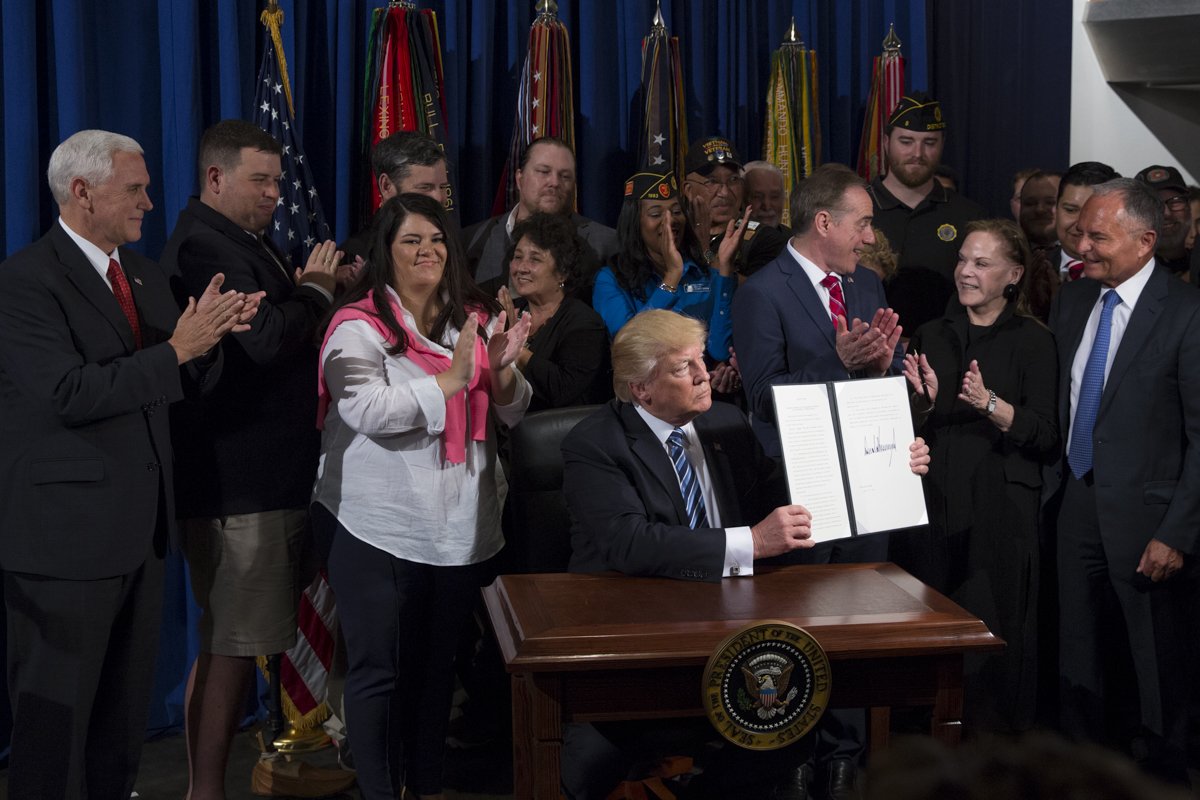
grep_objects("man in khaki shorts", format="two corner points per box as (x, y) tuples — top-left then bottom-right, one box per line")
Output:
(160, 119), (337, 799)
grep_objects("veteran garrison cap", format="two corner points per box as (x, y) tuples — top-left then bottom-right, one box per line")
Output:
(625, 170), (679, 201)
(888, 92), (946, 132)
(1135, 165), (1186, 194)
(684, 136), (743, 176)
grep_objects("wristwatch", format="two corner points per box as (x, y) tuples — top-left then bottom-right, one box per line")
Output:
(984, 390), (997, 416)
(659, 281), (679, 293)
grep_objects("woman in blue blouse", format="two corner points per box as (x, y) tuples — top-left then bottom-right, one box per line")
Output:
(592, 170), (748, 392)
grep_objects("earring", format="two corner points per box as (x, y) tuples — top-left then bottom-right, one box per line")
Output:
(1003, 283), (1019, 301)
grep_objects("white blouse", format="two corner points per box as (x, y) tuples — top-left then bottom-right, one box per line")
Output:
(312, 299), (531, 566)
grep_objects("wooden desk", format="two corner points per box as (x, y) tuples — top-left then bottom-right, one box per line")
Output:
(483, 563), (1003, 799)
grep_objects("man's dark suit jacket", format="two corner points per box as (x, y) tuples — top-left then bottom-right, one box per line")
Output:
(1046, 263), (1200, 569)
(161, 197), (330, 518)
(0, 223), (201, 579)
(733, 250), (902, 458)
(562, 399), (786, 582)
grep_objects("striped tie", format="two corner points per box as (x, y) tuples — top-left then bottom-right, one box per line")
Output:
(667, 428), (709, 529)
(1068, 289), (1121, 478)
(821, 273), (846, 327)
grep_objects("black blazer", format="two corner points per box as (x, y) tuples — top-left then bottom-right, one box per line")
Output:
(521, 297), (612, 412)
(562, 399), (786, 582)
(1047, 264), (1200, 569)
(0, 224), (207, 578)
(161, 198), (330, 517)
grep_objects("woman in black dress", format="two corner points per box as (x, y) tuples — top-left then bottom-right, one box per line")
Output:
(497, 212), (611, 411)
(900, 218), (1059, 733)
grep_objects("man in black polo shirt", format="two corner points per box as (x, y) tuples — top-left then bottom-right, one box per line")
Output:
(868, 93), (984, 331)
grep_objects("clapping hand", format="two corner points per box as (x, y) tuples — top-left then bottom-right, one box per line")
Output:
(487, 309), (532, 371)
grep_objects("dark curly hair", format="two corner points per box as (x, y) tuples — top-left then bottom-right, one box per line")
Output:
(505, 212), (584, 294)
(611, 195), (705, 301)
(324, 193), (498, 355)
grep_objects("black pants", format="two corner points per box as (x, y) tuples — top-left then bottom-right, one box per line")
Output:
(317, 504), (493, 797)
(5, 554), (164, 799)
(1056, 473), (1193, 786)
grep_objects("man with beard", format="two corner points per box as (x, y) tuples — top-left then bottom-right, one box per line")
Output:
(681, 137), (790, 279)
(868, 93), (984, 332)
(1136, 165), (1194, 279)
(464, 136), (617, 298)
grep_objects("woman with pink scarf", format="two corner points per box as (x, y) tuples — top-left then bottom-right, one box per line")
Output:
(312, 194), (531, 800)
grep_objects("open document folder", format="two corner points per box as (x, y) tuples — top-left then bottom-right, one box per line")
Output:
(772, 375), (928, 543)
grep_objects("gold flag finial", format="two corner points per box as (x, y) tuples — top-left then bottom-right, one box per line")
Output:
(882, 23), (902, 54)
(652, 0), (665, 31)
(783, 16), (806, 48)
(536, 0), (558, 17)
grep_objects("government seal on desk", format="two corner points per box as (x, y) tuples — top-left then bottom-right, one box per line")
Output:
(703, 621), (831, 750)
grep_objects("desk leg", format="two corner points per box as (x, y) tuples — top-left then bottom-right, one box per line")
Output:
(512, 672), (563, 800)
(868, 707), (891, 754)
(930, 657), (963, 746)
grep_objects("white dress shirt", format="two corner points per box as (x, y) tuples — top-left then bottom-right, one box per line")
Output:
(313, 292), (531, 566)
(1066, 258), (1156, 450)
(633, 405), (755, 577)
(59, 217), (117, 290)
(788, 240), (841, 324)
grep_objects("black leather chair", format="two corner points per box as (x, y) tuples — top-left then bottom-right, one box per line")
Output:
(503, 405), (600, 573)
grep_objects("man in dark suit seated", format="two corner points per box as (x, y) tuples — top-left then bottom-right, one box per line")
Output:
(561, 309), (930, 799)
(0, 129), (256, 798)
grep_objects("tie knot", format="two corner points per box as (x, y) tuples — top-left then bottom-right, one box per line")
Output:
(668, 428), (687, 449)
(821, 273), (840, 290)
(1101, 289), (1122, 310)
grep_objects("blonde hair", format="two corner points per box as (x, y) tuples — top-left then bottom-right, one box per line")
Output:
(858, 228), (898, 281)
(612, 311), (706, 402)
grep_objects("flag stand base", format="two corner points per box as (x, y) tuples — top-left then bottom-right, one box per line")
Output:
(271, 725), (330, 755)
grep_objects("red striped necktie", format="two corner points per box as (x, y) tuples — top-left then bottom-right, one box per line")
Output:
(821, 273), (846, 327)
(107, 258), (143, 349)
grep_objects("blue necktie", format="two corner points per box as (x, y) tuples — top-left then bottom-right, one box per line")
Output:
(1068, 290), (1122, 479)
(667, 428), (709, 529)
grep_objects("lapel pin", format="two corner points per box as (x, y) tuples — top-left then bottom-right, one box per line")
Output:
(133, 277), (144, 285)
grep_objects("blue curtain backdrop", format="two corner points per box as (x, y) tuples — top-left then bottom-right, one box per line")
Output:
(0, 0), (1067, 745)
(0, 0), (928, 262)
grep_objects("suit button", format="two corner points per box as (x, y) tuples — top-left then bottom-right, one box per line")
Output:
(146, 462), (159, 471)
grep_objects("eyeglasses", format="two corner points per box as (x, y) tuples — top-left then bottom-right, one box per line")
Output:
(1163, 194), (1188, 212)
(686, 175), (744, 192)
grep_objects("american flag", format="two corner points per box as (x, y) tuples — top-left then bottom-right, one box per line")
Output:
(252, 23), (332, 266)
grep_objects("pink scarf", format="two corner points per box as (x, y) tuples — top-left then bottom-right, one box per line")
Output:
(317, 289), (492, 464)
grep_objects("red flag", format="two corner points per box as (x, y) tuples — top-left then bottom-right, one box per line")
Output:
(363, 4), (452, 214)
(856, 24), (905, 181)
(492, 1), (576, 215)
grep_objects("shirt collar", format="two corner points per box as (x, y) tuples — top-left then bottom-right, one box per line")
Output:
(634, 403), (700, 447)
(1105, 257), (1156, 310)
(59, 217), (117, 277)
(786, 240), (838, 292)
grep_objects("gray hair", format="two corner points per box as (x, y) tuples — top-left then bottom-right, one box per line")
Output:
(47, 130), (144, 205)
(372, 130), (446, 184)
(1091, 178), (1163, 238)
(790, 163), (866, 236)
(743, 160), (784, 179)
